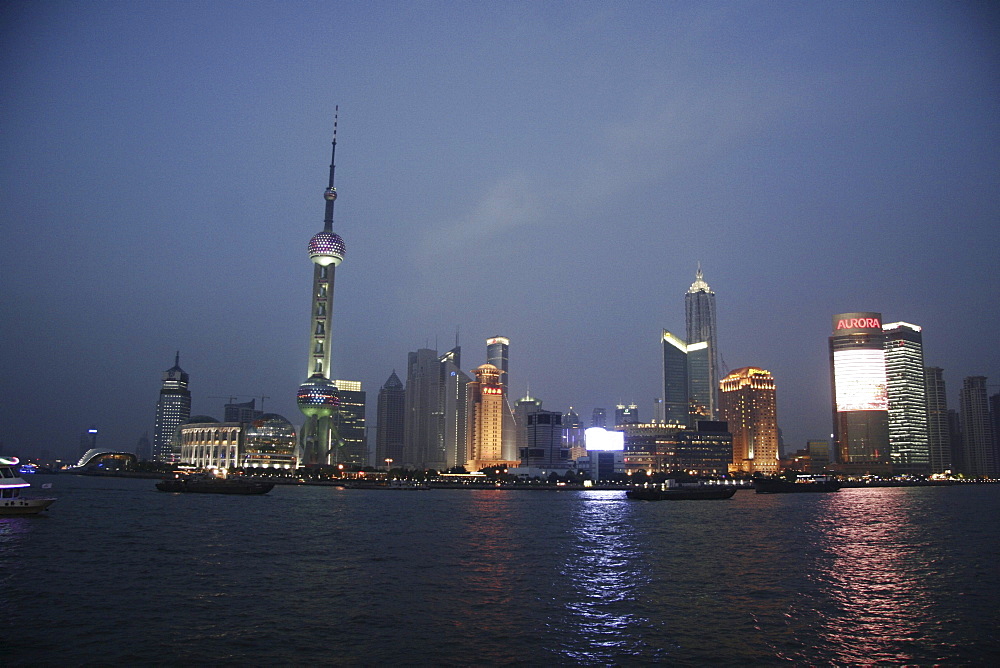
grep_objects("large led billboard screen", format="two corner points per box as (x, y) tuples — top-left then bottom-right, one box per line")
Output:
(585, 427), (624, 451)
(833, 348), (888, 411)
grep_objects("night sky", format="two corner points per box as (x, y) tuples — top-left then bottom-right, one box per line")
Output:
(3, 1), (998, 461)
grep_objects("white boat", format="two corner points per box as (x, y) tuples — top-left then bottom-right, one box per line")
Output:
(0, 457), (56, 515)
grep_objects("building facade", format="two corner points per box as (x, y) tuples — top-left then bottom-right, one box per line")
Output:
(829, 312), (890, 474)
(179, 420), (241, 470)
(883, 322), (930, 475)
(718, 367), (779, 474)
(296, 115), (346, 467)
(153, 352), (191, 462)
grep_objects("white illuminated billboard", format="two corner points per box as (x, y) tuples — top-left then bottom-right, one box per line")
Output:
(585, 427), (624, 451)
(834, 349), (888, 411)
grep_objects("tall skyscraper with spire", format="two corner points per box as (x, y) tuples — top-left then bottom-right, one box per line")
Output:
(297, 111), (347, 467)
(153, 352), (191, 462)
(685, 264), (718, 418)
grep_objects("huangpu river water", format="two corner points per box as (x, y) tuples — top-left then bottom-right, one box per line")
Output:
(4, 475), (999, 666)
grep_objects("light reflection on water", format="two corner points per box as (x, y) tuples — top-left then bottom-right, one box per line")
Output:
(558, 491), (659, 664)
(3, 477), (999, 666)
(807, 489), (954, 664)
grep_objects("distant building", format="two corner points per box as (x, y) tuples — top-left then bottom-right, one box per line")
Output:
(591, 408), (607, 428)
(718, 367), (779, 474)
(685, 264), (719, 419)
(375, 370), (405, 470)
(402, 346), (469, 470)
(620, 421), (732, 477)
(959, 376), (996, 478)
(225, 399), (262, 425)
(439, 348), (471, 470)
(615, 404), (639, 427)
(153, 352), (191, 462)
(518, 402), (568, 470)
(404, 348), (445, 469)
(883, 322), (930, 475)
(563, 407), (587, 460)
(829, 313), (890, 475)
(79, 426), (98, 457)
(486, 336), (510, 387)
(807, 440), (831, 472)
(515, 392), (543, 456)
(924, 367), (952, 474)
(466, 364), (518, 472)
(333, 380), (366, 467)
(135, 432), (151, 461)
(242, 414), (298, 470)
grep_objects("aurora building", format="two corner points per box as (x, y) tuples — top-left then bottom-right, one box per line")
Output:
(829, 312), (890, 474)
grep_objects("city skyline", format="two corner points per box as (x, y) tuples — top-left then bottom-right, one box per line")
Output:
(3, 2), (998, 458)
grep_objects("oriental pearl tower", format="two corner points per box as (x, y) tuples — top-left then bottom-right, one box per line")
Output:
(297, 109), (346, 467)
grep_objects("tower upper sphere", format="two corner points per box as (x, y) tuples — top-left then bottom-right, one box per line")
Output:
(308, 230), (346, 266)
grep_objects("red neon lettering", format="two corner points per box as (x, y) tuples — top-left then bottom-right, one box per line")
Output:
(836, 317), (881, 330)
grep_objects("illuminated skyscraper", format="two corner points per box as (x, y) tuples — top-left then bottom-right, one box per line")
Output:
(685, 264), (718, 418)
(718, 367), (779, 474)
(375, 370), (405, 470)
(924, 366), (952, 474)
(959, 376), (996, 478)
(883, 322), (930, 475)
(297, 113), (346, 467)
(829, 312), (890, 474)
(466, 364), (517, 471)
(153, 352), (191, 462)
(662, 331), (712, 426)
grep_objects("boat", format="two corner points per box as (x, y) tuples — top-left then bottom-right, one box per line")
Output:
(754, 475), (841, 494)
(1, 456), (56, 515)
(626, 481), (738, 501)
(156, 472), (275, 495)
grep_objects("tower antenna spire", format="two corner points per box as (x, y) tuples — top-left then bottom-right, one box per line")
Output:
(323, 106), (339, 231)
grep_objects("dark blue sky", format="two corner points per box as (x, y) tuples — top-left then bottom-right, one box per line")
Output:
(3, 1), (998, 460)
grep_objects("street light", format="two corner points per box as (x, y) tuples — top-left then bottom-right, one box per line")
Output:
(385, 458), (393, 477)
